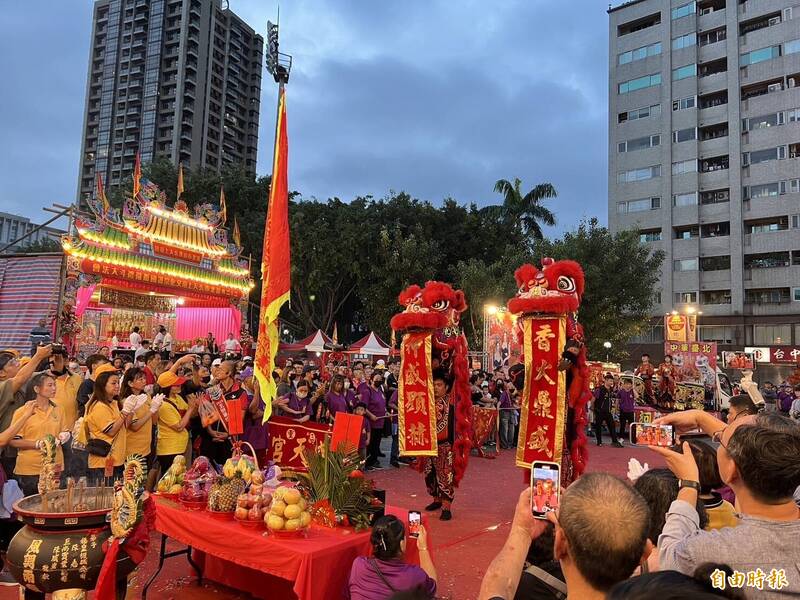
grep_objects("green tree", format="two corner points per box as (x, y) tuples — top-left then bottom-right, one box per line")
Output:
(12, 237), (62, 254)
(481, 177), (557, 241)
(532, 218), (664, 360)
(452, 245), (531, 347)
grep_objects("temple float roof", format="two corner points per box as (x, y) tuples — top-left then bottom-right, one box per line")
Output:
(64, 178), (254, 304)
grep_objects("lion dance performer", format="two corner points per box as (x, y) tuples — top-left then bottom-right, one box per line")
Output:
(391, 282), (472, 521)
(507, 258), (592, 485)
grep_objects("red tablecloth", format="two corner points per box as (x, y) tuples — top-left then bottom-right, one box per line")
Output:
(153, 498), (423, 600)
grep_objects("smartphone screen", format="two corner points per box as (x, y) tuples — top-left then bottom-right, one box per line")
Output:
(408, 511), (421, 538)
(530, 461), (561, 519)
(630, 422), (675, 447)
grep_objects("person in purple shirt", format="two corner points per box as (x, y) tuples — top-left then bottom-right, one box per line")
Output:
(241, 373), (270, 465)
(324, 375), (350, 423)
(346, 515), (437, 600)
(282, 379), (312, 422)
(616, 378), (637, 440)
(363, 373), (387, 470)
(353, 402), (370, 460)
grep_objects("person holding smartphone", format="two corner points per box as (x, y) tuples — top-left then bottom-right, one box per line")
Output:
(346, 515), (436, 599)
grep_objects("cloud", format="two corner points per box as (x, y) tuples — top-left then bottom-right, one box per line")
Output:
(0, 0), (610, 236)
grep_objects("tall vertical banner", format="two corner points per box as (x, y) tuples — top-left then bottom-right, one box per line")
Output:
(398, 332), (437, 456)
(516, 316), (567, 469)
(664, 314), (697, 343)
(255, 87), (291, 423)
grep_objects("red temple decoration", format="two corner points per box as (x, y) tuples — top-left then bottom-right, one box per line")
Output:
(61, 178), (254, 353)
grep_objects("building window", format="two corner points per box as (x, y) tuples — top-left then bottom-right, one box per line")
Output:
(628, 325), (665, 344)
(785, 38), (800, 55)
(698, 325), (734, 342)
(672, 32), (697, 50)
(700, 155), (729, 172)
(744, 146), (785, 166)
(618, 42), (662, 65)
(672, 159), (697, 175)
(700, 291), (732, 306)
(674, 258), (699, 271)
(742, 112), (783, 131)
(618, 104), (661, 123)
(673, 64), (697, 81)
(618, 134), (661, 152)
(744, 183), (779, 200)
(618, 12), (662, 36)
(639, 229), (662, 242)
(701, 222), (730, 237)
(672, 1), (696, 20)
(673, 127), (698, 143)
(793, 214), (800, 229)
(794, 288), (800, 301)
(617, 165), (661, 183)
(751, 324), (792, 343)
(740, 45), (781, 66)
(618, 73), (662, 94)
(673, 192), (698, 206)
(674, 291), (699, 304)
(699, 28), (726, 47)
(617, 197), (661, 213)
(675, 225), (700, 239)
(747, 217), (789, 234)
(701, 256), (730, 271)
(745, 252), (790, 269)
(673, 96), (696, 111)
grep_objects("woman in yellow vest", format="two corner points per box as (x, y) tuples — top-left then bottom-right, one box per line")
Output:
(155, 371), (197, 475)
(84, 364), (131, 484)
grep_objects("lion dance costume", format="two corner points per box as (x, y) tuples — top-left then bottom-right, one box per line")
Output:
(507, 258), (591, 485)
(391, 282), (472, 516)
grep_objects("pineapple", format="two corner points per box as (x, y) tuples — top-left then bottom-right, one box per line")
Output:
(208, 475), (246, 512)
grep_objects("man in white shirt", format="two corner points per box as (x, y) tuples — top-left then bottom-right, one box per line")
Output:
(163, 330), (173, 353)
(223, 332), (241, 354)
(129, 326), (142, 349)
(153, 327), (165, 350)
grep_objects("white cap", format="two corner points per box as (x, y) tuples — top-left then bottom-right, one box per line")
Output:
(212, 358), (222, 366)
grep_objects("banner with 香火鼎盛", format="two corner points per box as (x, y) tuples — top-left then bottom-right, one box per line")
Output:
(516, 316), (567, 469)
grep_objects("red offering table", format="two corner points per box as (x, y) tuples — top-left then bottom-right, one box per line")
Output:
(150, 497), (425, 600)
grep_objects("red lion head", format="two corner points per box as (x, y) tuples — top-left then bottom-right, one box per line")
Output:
(507, 258), (584, 316)
(391, 281), (467, 332)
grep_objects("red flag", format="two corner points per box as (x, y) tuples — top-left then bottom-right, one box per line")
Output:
(133, 152), (142, 198)
(255, 87), (291, 423)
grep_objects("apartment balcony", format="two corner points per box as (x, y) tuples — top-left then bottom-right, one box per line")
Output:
(744, 265), (799, 287)
(699, 235), (731, 255)
(739, 0), (782, 18)
(741, 300), (794, 316)
(700, 269), (731, 287)
(698, 201), (730, 221)
(744, 229), (795, 252)
(698, 6), (726, 30)
(699, 135), (729, 155)
(698, 39), (727, 64)
(696, 302), (734, 317)
(699, 167), (729, 189)
(699, 71), (728, 93)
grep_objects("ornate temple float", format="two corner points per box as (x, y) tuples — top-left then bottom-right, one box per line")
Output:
(60, 179), (254, 355)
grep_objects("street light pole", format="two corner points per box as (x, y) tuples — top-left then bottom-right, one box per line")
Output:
(603, 341), (612, 362)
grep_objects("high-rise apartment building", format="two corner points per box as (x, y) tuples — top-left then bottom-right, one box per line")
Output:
(608, 0), (800, 362)
(77, 0), (263, 205)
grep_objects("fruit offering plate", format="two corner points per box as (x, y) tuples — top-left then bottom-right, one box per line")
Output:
(235, 517), (265, 530)
(179, 498), (207, 511)
(207, 508), (235, 520)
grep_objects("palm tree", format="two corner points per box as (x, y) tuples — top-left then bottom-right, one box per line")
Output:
(481, 177), (557, 240)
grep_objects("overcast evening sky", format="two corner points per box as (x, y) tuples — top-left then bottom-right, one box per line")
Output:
(0, 1), (611, 236)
